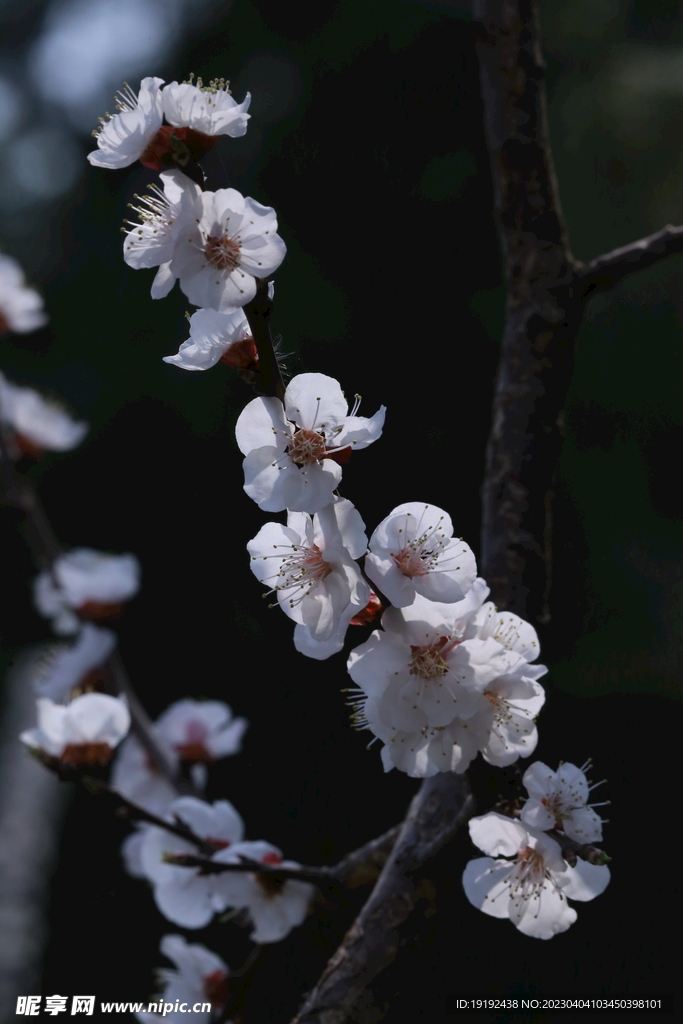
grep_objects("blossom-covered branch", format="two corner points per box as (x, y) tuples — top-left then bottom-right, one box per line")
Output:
(288, 0), (620, 1015)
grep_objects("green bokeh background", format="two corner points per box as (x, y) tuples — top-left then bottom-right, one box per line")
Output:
(0, 0), (680, 1018)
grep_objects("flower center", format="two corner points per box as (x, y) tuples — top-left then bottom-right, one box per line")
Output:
(409, 636), (451, 679)
(484, 690), (514, 725)
(299, 545), (332, 581)
(205, 837), (231, 852)
(393, 547), (430, 578)
(221, 337), (258, 369)
(203, 970), (230, 1010)
(60, 742), (112, 768)
(76, 600), (126, 623)
(271, 544), (332, 607)
(257, 851), (286, 896)
(512, 845), (547, 889)
(288, 428), (327, 464)
(176, 719), (213, 763)
(205, 234), (241, 271)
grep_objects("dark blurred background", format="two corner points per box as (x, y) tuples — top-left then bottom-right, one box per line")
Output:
(0, 0), (680, 1020)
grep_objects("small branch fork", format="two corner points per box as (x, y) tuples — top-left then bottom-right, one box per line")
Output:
(289, 2), (680, 1020)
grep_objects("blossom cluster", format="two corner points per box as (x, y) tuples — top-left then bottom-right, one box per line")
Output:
(88, 76), (250, 172)
(88, 75), (285, 326)
(237, 370), (545, 779)
(463, 761), (610, 938)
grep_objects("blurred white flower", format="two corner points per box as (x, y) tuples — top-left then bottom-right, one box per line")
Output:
(137, 934), (231, 1024)
(0, 254), (47, 334)
(0, 371), (87, 456)
(21, 692), (130, 768)
(33, 624), (116, 703)
(212, 840), (315, 943)
(140, 797), (246, 929)
(112, 699), (247, 816)
(33, 548), (141, 634)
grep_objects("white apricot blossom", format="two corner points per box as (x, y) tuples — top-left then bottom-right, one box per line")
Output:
(163, 306), (256, 371)
(112, 699), (247, 816)
(164, 283), (275, 371)
(347, 583), (504, 760)
(124, 175), (285, 311)
(463, 813), (610, 939)
(365, 502), (477, 607)
(248, 498), (369, 643)
(0, 254), (47, 334)
(0, 372), (88, 455)
(521, 761), (604, 843)
(212, 840), (315, 943)
(165, 187), (286, 312)
(122, 170), (202, 300)
(163, 77), (251, 137)
(140, 797), (246, 929)
(348, 581), (546, 776)
(21, 693), (130, 768)
(137, 935), (231, 1024)
(236, 373), (385, 513)
(33, 548), (141, 634)
(464, 601), (547, 767)
(88, 78), (164, 169)
(33, 624), (116, 703)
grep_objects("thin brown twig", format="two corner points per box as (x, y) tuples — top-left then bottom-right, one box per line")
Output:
(577, 223), (683, 298)
(162, 827), (402, 888)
